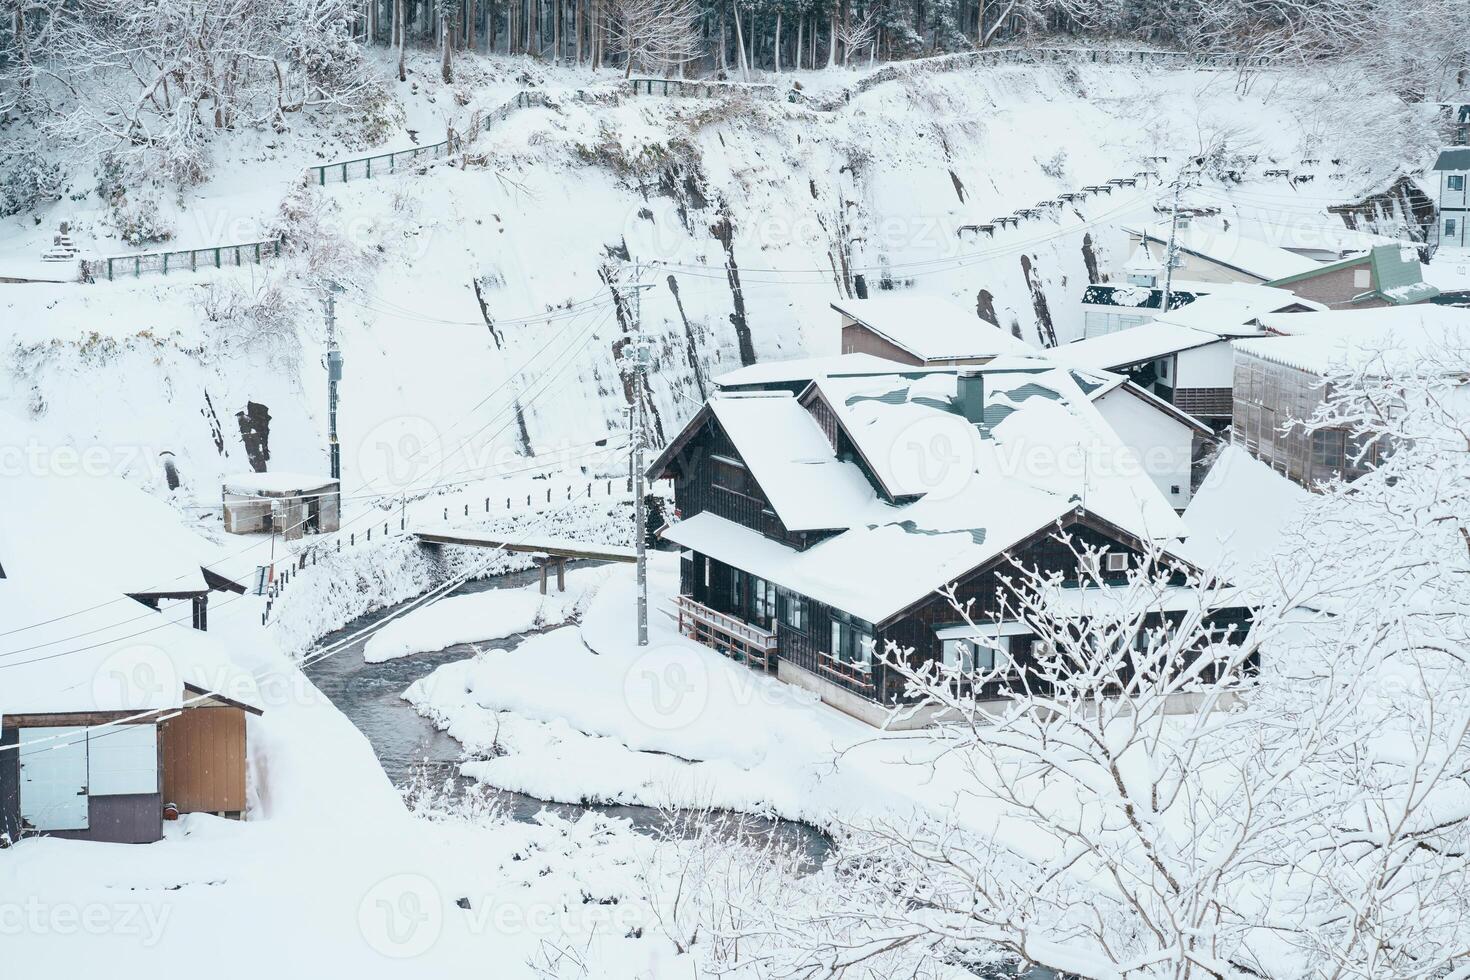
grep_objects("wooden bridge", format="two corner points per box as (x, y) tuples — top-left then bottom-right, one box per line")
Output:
(412, 528), (635, 593)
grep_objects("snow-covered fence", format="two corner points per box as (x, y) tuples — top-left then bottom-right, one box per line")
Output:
(806, 46), (1274, 110)
(81, 236), (286, 282)
(310, 137), (460, 186)
(309, 90), (559, 186)
(627, 77), (782, 101)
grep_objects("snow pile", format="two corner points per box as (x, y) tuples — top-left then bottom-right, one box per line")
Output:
(362, 564), (613, 662)
(1179, 445), (1311, 583)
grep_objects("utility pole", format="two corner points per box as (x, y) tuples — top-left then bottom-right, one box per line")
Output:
(324, 281), (345, 481)
(1158, 157), (1201, 318)
(624, 262), (655, 647)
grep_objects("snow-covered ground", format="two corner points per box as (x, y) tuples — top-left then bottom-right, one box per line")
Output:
(3, 51), (1428, 513)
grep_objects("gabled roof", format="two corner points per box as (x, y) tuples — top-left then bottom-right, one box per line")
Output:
(1367, 245), (1440, 305)
(661, 366), (1189, 624)
(1048, 323), (1226, 371)
(830, 295), (1037, 361)
(1131, 224), (1321, 282)
(1433, 147), (1470, 171)
(1266, 244), (1439, 306)
(707, 393), (875, 531)
(6, 472), (230, 598)
(0, 506), (263, 718)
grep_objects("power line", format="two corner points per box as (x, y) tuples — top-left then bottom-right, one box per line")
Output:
(0, 441), (635, 757)
(0, 298), (620, 642)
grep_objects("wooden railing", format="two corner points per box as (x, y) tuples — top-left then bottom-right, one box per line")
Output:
(816, 651), (876, 689)
(675, 595), (778, 671)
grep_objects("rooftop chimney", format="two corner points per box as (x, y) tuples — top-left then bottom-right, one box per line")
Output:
(957, 369), (985, 425)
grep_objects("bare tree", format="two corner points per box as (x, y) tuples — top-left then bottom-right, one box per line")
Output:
(607, 0), (700, 78)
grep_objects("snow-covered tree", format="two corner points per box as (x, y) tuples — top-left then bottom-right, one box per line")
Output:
(609, 0), (701, 77)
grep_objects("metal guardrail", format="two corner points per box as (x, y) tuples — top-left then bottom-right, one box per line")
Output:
(309, 90), (556, 186)
(310, 139), (458, 186)
(82, 237), (286, 281)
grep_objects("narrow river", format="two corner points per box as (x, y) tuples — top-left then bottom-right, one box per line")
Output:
(302, 564), (1066, 978)
(303, 564), (832, 865)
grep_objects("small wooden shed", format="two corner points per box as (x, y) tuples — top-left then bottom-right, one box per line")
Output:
(0, 548), (264, 845)
(223, 472), (341, 541)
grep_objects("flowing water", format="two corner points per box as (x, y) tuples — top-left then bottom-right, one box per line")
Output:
(303, 565), (832, 865)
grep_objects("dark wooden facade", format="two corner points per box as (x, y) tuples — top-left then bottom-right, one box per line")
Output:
(656, 402), (1254, 711)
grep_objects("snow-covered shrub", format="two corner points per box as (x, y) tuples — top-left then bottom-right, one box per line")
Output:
(108, 188), (176, 246)
(197, 277), (303, 376)
(1038, 148), (1068, 181)
(1, 0), (385, 188)
(0, 151), (65, 217)
(269, 179), (379, 289)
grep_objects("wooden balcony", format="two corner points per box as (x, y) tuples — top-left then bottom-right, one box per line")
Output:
(674, 595), (778, 672)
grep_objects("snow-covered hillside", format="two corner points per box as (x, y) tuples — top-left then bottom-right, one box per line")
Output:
(1, 53), (1428, 505)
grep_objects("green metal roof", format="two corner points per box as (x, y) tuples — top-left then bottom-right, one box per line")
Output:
(1434, 148), (1470, 170)
(1268, 245), (1438, 306)
(1366, 245), (1440, 305)
(1266, 252), (1367, 288)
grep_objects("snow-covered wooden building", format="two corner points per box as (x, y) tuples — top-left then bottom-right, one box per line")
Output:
(1265, 244), (1439, 310)
(0, 509), (263, 844)
(1125, 223), (1324, 286)
(1051, 285), (1324, 426)
(222, 472), (341, 540)
(713, 353), (1209, 509)
(650, 366), (1251, 727)
(1232, 306), (1470, 487)
(831, 295), (1036, 366)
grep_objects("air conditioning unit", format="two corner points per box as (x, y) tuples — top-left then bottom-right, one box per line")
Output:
(1105, 553), (1130, 573)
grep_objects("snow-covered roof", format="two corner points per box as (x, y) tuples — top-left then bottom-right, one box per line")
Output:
(712, 353), (939, 389)
(1177, 445), (1311, 581)
(0, 579), (261, 718)
(1132, 223), (1322, 282)
(0, 519), (261, 718)
(831, 295), (1038, 361)
(1151, 283), (1324, 332)
(222, 471), (339, 496)
(666, 366), (1186, 625)
(1434, 147), (1470, 171)
(707, 392), (876, 531)
(5, 470), (227, 597)
(1048, 323), (1226, 371)
(1239, 306), (1470, 375)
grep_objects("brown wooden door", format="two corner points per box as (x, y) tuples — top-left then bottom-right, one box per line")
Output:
(159, 708), (247, 815)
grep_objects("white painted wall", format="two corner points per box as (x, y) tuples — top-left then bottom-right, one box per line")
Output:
(1178, 341), (1237, 389)
(1094, 387), (1196, 510)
